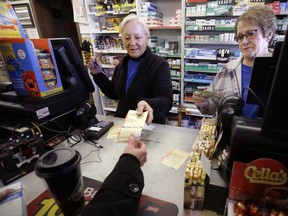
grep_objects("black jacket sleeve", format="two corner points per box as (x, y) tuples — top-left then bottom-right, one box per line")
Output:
(92, 72), (118, 99)
(81, 154), (144, 216)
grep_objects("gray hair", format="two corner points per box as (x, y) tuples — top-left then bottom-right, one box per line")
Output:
(119, 14), (150, 37)
(235, 5), (277, 45)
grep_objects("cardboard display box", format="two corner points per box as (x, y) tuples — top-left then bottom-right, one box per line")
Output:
(0, 38), (63, 97)
(0, 3), (25, 39)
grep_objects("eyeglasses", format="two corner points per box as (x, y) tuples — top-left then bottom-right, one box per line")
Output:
(235, 29), (259, 42)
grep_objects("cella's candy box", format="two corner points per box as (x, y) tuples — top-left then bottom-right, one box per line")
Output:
(0, 38), (63, 97)
(227, 158), (288, 215)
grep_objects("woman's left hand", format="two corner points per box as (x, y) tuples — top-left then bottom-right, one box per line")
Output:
(136, 100), (154, 125)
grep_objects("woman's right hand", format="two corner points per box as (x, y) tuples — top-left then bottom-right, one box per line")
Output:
(136, 100), (154, 125)
(88, 57), (103, 75)
(192, 93), (209, 109)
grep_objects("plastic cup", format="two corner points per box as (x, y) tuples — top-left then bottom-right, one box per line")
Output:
(35, 148), (85, 216)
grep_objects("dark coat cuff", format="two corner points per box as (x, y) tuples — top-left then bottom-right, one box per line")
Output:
(98, 153), (144, 198)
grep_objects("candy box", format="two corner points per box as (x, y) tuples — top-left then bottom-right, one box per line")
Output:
(0, 38), (63, 97)
(227, 158), (288, 215)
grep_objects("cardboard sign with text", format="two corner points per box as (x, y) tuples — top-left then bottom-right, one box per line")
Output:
(28, 176), (179, 216)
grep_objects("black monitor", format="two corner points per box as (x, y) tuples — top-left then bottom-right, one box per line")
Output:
(261, 30), (288, 140)
(50, 38), (95, 93)
(246, 40), (283, 117)
(225, 117), (288, 171)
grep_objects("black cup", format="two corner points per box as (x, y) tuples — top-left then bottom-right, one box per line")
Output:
(35, 148), (85, 216)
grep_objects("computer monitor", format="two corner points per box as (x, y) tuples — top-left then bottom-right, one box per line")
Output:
(246, 40), (283, 116)
(261, 30), (288, 140)
(50, 38), (95, 93)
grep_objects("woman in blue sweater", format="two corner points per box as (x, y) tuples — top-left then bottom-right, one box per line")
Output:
(88, 14), (173, 124)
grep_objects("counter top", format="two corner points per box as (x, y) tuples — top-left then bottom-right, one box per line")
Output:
(10, 114), (217, 216)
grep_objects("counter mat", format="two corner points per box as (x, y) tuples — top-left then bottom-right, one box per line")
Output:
(27, 176), (179, 216)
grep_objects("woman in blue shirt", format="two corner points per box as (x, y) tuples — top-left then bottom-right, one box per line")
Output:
(193, 5), (277, 119)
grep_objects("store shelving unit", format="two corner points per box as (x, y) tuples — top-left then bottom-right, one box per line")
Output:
(76, 0), (287, 128)
(178, 0), (240, 128)
(145, 0), (182, 126)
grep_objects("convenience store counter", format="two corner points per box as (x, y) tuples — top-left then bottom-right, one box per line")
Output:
(12, 114), (218, 216)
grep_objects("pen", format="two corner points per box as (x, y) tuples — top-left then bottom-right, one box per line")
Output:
(95, 48), (104, 59)
(89, 140), (103, 149)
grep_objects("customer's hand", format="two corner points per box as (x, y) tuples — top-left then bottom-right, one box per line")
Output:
(136, 100), (153, 125)
(0, 188), (14, 201)
(124, 135), (147, 167)
(88, 57), (103, 75)
(192, 93), (209, 109)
